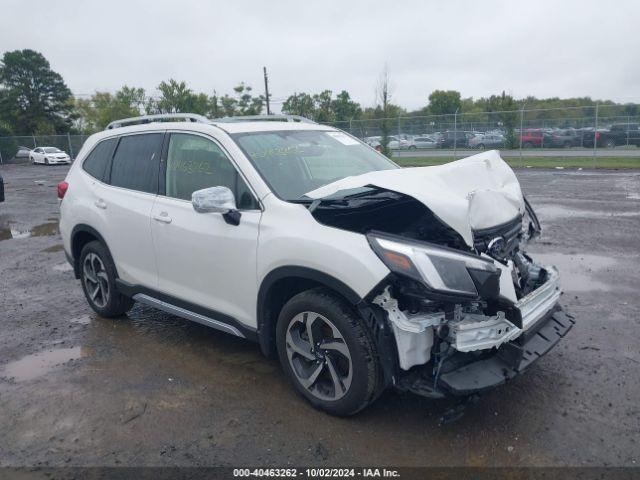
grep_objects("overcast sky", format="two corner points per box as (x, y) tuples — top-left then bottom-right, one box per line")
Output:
(3, 0), (639, 111)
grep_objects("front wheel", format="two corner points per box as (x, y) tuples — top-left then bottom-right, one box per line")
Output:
(276, 288), (381, 416)
(79, 241), (133, 317)
(604, 139), (616, 148)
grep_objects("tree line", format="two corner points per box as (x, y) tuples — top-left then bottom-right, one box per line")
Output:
(1, 49), (637, 137)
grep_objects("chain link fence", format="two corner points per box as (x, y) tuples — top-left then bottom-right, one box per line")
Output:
(1, 105), (639, 166)
(0, 133), (90, 164)
(324, 104), (640, 165)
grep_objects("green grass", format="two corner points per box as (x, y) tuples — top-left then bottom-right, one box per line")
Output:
(393, 156), (640, 169)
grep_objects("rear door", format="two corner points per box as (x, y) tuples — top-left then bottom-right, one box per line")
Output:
(150, 131), (261, 327)
(98, 132), (164, 288)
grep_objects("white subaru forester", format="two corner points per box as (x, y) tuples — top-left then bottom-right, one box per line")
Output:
(58, 113), (574, 415)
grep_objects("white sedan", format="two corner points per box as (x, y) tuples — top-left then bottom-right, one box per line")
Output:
(30, 147), (71, 165)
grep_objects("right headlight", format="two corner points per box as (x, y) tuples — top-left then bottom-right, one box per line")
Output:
(367, 231), (499, 298)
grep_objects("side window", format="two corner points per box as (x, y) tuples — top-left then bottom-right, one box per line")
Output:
(82, 138), (116, 182)
(109, 133), (163, 194)
(164, 133), (258, 209)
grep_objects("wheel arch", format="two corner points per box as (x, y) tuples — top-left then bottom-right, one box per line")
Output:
(257, 266), (362, 358)
(70, 224), (116, 279)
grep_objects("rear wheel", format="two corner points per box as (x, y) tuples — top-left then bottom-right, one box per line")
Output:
(605, 139), (616, 148)
(478, 143), (485, 149)
(44, 158), (49, 165)
(523, 142), (534, 149)
(79, 241), (133, 317)
(276, 288), (381, 416)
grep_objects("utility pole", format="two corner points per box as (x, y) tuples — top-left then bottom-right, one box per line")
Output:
(263, 66), (271, 115)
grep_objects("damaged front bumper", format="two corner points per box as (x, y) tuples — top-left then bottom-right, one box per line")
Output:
(437, 307), (574, 395)
(373, 264), (573, 398)
(451, 266), (562, 352)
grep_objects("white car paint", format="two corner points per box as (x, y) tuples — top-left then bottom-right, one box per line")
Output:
(305, 150), (524, 247)
(30, 147), (71, 165)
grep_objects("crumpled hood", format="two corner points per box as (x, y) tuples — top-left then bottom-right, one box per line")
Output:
(304, 150), (524, 246)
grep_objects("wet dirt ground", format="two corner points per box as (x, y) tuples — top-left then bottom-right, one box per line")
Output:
(0, 163), (638, 467)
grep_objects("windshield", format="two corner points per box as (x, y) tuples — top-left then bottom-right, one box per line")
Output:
(232, 130), (399, 201)
(43, 147), (62, 153)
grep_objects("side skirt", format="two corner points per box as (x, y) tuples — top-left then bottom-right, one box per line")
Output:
(115, 279), (258, 342)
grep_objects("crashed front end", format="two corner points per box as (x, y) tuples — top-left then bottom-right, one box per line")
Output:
(307, 151), (574, 397)
(366, 220), (572, 397)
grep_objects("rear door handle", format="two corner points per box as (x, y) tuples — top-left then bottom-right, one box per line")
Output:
(153, 212), (172, 224)
(94, 199), (107, 209)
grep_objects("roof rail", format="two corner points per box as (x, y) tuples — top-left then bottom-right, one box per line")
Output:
(106, 113), (212, 130)
(214, 114), (316, 124)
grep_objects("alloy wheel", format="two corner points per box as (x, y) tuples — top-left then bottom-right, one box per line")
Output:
(82, 253), (110, 309)
(285, 311), (353, 401)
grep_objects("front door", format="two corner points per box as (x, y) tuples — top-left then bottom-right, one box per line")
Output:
(150, 132), (262, 328)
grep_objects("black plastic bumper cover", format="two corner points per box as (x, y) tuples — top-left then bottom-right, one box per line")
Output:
(438, 308), (575, 395)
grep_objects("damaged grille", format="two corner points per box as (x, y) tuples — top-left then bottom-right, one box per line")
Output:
(473, 215), (522, 258)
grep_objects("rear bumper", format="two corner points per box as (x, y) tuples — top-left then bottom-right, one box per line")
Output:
(438, 308), (574, 395)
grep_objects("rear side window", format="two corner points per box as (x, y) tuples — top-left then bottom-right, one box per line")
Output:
(109, 133), (163, 194)
(82, 138), (116, 182)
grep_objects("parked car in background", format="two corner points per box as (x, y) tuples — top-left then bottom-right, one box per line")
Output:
(582, 123), (640, 148)
(519, 129), (545, 148)
(30, 147), (71, 165)
(388, 135), (409, 149)
(544, 129), (578, 148)
(364, 135), (408, 151)
(14, 146), (33, 160)
(411, 136), (437, 149)
(469, 133), (505, 149)
(436, 131), (473, 148)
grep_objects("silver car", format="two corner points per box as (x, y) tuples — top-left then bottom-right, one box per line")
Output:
(469, 133), (505, 149)
(411, 136), (437, 149)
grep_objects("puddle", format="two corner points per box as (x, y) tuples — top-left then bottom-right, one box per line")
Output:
(536, 204), (640, 221)
(532, 252), (617, 292)
(31, 222), (59, 237)
(52, 262), (73, 272)
(1, 347), (84, 382)
(0, 222), (59, 241)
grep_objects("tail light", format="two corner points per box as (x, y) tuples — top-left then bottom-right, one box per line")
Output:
(595, 132), (601, 140)
(57, 181), (69, 199)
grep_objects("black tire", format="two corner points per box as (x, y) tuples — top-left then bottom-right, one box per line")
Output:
(276, 288), (381, 416)
(408, 145), (417, 150)
(478, 143), (485, 149)
(45, 158), (49, 165)
(523, 142), (534, 149)
(79, 240), (133, 317)
(604, 139), (616, 149)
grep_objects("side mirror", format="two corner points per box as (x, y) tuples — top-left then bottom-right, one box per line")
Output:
(192, 186), (237, 214)
(192, 186), (241, 226)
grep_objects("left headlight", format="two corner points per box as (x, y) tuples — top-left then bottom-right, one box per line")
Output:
(367, 231), (499, 298)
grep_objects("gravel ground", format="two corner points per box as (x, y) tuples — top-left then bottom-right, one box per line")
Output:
(0, 163), (639, 468)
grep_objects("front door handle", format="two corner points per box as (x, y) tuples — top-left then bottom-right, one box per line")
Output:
(153, 212), (172, 224)
(94, 199), (107, 209)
